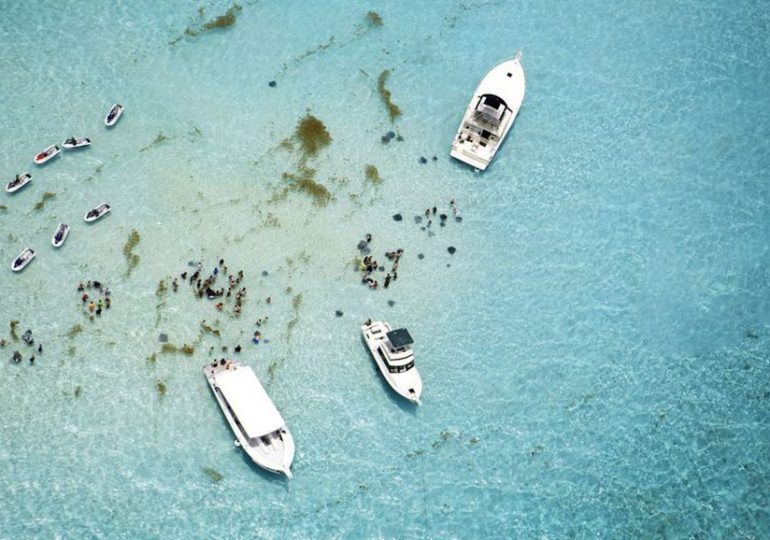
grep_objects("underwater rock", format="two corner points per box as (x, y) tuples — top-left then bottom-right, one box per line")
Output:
(386, 131), (396, 139)
(419, 157), (428, 164)
(414, 215), (422, 224)
(381, 136), (390, 144)
(159, 333), (169, 343)
(262, 270), (269, 277)
(455, 216), (462, 222)
(432, 156), (438, 161)
(418, 253), (424, 260)
(357, 240), (368, 250)
(268, 80), (277, 87)
(396, 135), (404, 142)
(448, 246), (456, 254)
(392, 213), (402, 221)
(387, 300), (395, 307)
(335, 310), (343, 317)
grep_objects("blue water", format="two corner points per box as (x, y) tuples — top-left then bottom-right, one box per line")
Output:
(1, 1), (768, 537)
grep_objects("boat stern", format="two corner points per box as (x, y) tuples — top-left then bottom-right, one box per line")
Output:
(450, 145), (490, 170)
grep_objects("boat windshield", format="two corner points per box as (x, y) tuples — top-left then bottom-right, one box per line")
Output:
(388, 361), (414, 373)
(474, 94), (507, 127)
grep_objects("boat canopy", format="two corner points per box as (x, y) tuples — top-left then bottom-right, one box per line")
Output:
(386, 328), (413, 349)
(216, 366), (285, 438)
(475, 94), (508, 125)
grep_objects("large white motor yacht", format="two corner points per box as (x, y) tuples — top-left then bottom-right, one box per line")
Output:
(203, 360), (295, 478)
(450, 52), (526, 170)
(361, 320), (422, 404)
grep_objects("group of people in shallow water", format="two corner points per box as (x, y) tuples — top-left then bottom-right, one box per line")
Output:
(422, 198), (461, 228)
(357, 233), (403, 290)
(181, 259), (272, 347)
(78, 280), (112, 318)
(179, 259), (255, 318)
(3, 328), (43, 365)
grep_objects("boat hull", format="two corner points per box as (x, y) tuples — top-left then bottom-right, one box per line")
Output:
(62, 137), (91, 149)
(450, 54), (526, 170)
(34, 145), (60, 165)
(84, 203), (111, 222)
(105, 104), (123, 127)
(52, 224), (70, 248)
(11, 248), (35, 272)
(203, 363), (295, 478)
(6, 173), (32, 193)
(361, 321), (423, 404)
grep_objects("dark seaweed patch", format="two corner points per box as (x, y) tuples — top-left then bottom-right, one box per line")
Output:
(202, 4), (242, 31)
(203, 467), (223, 483)
(33, 192), (56, 211)
(365, 164), (381, 184)
(377, 70), (401, 121)
(65, 324), (83, 338)
(366, 11), (383, 27)
(201, 321), (221, 337)
(140, 132), (171, 152)
(160, 343), (195, 355)
(123, 230), (141, 276)
(295, 114), (332, 157)
(282, 169), (331, 207)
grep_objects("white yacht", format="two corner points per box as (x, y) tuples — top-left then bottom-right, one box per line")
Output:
(450, 52), (526, 170)
(203, 360), (295, 478)
(361, 320), (422, 404)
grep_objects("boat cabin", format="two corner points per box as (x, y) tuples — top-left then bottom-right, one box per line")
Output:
(473, 94), (508, 128)
(215, 366), (285, 445)
(378, 328), (415, 373)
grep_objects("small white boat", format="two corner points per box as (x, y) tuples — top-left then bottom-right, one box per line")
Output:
(62, 137), (91, 150)
(84, 202), (111, 222)
(105, 104), (123, 127)
(34, 145), (60, 165)
(6, 173), (32, 193)
(361, 320), (422, 404)
(11, 248), (35, 272)
(204, 360), (295, 478)
(52, 223), (70, 248)
(450, 52), (526, 170)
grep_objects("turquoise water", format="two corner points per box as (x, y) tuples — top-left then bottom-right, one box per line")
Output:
(1, 1), (769, 537)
